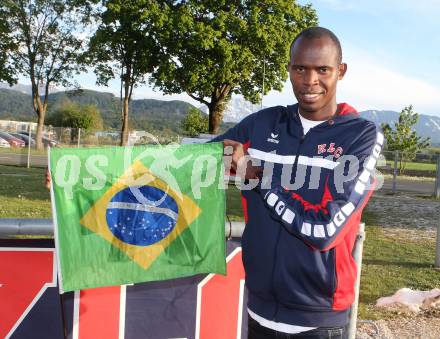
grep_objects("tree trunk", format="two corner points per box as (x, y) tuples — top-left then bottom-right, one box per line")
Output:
(207, 85), (231, 134)
(35, 111), (45, 150)
(31, 83), (46, 150)
(120, 82), (130, 146)
(208, 99), (227, 134)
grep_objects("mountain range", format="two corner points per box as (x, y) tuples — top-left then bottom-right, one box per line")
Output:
(360, 110), (440, 144)
(220, 99), (440, 144)
(0, 87), (196, 135)
(0, 85), (439, 144)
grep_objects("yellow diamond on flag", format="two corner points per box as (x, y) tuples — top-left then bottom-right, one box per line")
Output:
(80, 160), (201, 270)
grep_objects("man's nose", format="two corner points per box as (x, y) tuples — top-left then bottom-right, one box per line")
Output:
(303, 70), (319, 85)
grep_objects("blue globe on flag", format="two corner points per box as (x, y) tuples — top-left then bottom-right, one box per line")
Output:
(106, 185), (179, 246)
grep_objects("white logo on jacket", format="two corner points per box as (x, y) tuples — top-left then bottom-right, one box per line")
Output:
(267, 132), (279, 144)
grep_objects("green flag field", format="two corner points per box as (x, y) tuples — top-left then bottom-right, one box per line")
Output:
(49, 143), (226, 292)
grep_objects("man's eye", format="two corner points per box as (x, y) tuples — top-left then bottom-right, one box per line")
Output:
(319, 67), (328, 73)
(294, 67), (304, 72)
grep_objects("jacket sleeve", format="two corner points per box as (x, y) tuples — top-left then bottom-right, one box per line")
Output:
(258, 123), (383, 251)
(210, 113), (255, 144)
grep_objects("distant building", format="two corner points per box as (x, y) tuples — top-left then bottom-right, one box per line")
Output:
(0, 120), (37, 133)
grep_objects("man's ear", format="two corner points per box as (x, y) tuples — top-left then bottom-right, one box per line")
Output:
(338, 63), (347, 80)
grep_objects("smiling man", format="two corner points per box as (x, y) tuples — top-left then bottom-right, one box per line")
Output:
(289, 28), (346, 121)
(213, 27), (383, 339)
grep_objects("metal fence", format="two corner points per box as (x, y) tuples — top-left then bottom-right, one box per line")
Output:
(378, 150), (440, 197)
(0, 218), (365, 339)
(1, 121), (439, 197)
(0, 122), (181, 168)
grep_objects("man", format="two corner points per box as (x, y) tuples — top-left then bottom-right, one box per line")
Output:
(213, 27), (383, 338)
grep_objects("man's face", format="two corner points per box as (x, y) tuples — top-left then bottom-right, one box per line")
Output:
(288, 37), (347, 120)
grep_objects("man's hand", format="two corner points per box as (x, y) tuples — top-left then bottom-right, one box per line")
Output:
(222, 139), (244, 171)
(222, 139), (262, 180)
(45, 168), (51, 190)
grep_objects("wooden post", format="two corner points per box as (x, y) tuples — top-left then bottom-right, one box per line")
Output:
(26, 123), (31, 168)
(435, 222), (440, 268)
(392, 151), (398, 194)
(348, 223), (366, 339)
(435, 155), (440, 199)
(435, 155), (440, 268)
(77, 128), (81, 148)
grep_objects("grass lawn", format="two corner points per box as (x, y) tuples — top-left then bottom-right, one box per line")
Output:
(359, 225), (438, 319)
(226, 184), (245, 221)
(0, 147), (48, 156)
(0, 166), (437, 321)
(0, 165), (51, 218)
(385, 160), (436, 172)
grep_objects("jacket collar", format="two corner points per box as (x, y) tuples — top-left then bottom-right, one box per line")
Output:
(336, 102), (358, 116)
(288, 103), (359, 128)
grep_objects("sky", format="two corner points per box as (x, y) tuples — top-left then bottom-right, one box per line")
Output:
(62, 0), (440, 116)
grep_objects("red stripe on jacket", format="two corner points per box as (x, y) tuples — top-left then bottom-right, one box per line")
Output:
(332, 179), (376, 310)
(337, 103), (358, 116)
(290, 176), (333, 215)
(240, 141), (251, 224)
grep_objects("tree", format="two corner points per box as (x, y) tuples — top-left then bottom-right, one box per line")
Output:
(0, 0), (91, 149)
(182, 108), (208, 136)
(47, 100), (103, 129)
(88, 0), (165, 146)
(0, 13), (16, 85)
(152, 0), (317, 134)
(46, 100), (103, 142)
(382, 105), (430, 172)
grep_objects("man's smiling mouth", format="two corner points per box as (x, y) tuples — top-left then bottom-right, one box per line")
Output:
(301, 92), (324, 101)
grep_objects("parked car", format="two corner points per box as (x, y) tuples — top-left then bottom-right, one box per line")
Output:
(0, 136), (11, 148)
(17, 131), (58, 147)
(0, 131), (26, 148)
(9, 132), (35, 146)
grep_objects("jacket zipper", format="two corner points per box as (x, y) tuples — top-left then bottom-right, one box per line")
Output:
(270, 129), (305, 321)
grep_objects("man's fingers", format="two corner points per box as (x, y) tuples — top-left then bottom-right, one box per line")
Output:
(222, 139), (245, 171)
(246, 165), (262, 180)
(45, 168), (51, 190)
(222, 139), (241, 148)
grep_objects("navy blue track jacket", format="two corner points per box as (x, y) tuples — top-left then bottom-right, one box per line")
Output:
(214, 103), (383, 327)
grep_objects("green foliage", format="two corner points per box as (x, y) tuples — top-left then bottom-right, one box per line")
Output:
(382, 105), (430, 172)
(0, 88), (199, 136)
(88, 0), (166, 145)
(0, 0), (89, 92)
(88, 0), (164, 87)
(46, 100), (103, 131)
(0, 89), (34, 120)
(0, 14), (16, 85)
(0, 0), (92, 148)
(47, 99), (103, 144)
(182, 108), (208, 136)
(48, 89), (120, 126)
(152, 0), (317, 133)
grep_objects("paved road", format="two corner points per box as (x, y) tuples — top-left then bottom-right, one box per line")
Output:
(0, 153), (437, 195)
(380, 177), (435, 195)
(0, 153), (47, 167)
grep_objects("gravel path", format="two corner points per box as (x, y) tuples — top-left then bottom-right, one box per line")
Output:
(357, 316), (440, 339)
(357, 192), (440, 338)
(365, 193), (440, 230)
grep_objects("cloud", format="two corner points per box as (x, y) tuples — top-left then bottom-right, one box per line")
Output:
(315, 0), (439, 16)
(338, 44), (440, 114)
(263, 42), (440, 116)
(38, 28), (440, 117)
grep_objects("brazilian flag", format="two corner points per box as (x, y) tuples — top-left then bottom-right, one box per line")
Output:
(49, 143), (226, 292)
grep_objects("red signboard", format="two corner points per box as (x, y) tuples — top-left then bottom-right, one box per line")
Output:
(0, 241), (246, 339)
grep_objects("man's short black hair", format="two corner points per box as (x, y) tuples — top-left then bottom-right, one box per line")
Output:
(290, 27), (342, 63)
